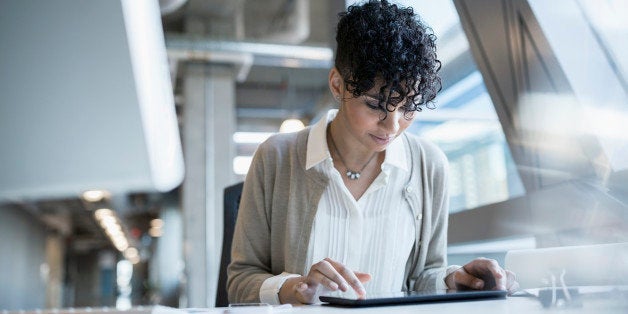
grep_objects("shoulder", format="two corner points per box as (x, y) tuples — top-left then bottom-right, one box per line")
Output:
(403, 132), (448, 168)
(256, 128), (308, 157)
(252, 128), (309, 172)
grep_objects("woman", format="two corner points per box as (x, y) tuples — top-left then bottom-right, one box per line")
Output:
(227, 0), (518, 305)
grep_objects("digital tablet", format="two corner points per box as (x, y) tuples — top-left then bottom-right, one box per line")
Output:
(319, 289), (508, 306)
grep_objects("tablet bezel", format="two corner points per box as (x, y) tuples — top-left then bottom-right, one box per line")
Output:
(319, 289), (508, 306)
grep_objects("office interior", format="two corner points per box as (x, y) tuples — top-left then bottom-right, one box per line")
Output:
(1, 0), (627, 311)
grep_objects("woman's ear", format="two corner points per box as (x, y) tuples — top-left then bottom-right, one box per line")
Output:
(328, 67), (344, 101)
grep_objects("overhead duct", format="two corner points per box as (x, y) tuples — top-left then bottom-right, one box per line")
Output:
(244, 0), (310, 44)
(159, 0), (188, 16)
(181, 0), (310, 44)
(165, 34), (333, 81)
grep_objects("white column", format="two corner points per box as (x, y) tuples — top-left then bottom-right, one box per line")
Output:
(45, 234), (66, 308)
(182, 62), (237, 307)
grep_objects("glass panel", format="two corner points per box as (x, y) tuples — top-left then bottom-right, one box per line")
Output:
(578, 0), (628, 85)
(401, 0), (525, 213)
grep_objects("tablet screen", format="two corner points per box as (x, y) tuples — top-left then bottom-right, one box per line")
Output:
(319, 289), (507, 306)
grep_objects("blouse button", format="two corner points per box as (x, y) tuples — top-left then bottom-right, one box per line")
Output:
(415, 214), (423, 220)
(405, 186), (413, 193)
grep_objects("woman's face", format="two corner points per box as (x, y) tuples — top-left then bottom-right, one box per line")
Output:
(337, 82), (416, 153)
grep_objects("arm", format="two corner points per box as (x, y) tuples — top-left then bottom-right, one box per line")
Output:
(413, 145), (452, 291)
(227, 146), (274, 303)
(408, 140), (519, 293)
(398, 136), (456, 291)
(411, 142), (519, 293)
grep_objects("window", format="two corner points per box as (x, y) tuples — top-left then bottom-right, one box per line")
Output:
(402, 0), (525, 213)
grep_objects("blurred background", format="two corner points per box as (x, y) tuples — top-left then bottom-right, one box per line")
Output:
(0, 0), (627, 310)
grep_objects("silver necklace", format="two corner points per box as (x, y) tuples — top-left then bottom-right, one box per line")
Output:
(327, 127), (377, 180)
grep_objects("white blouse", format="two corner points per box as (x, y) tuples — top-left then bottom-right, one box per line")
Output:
(259, 110), (416, 304)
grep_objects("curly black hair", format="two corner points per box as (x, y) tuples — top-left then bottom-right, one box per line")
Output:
(335, 0), (441, 116)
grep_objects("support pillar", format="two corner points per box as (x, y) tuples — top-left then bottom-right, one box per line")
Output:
(181, 62), (237, 307)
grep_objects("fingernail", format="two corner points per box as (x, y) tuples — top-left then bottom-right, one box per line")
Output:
(358, 288), (366, 296)
(340, 283), (348, 291)
(329, 282), (338, 290)
(297, 283), (307, 291)
(474, 281), (483, 289)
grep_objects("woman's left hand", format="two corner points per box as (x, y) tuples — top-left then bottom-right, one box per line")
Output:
(445, 258), (519, 294)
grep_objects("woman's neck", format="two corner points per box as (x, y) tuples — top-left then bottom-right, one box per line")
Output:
(328, 119), (380, 167)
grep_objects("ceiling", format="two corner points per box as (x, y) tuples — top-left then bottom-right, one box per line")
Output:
(162, 0), (342, 130)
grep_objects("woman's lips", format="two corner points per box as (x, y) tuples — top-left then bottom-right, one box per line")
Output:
(370, 134), (394, 145)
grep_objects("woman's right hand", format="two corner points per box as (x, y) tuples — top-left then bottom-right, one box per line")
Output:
(278, 257), (371, 304)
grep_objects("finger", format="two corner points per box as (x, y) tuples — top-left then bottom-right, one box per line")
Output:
(309, 267), (340, 291)
(508, 281), (520, 295)
(324, 258), (367, 297)
(310, 259), (355, 292)
(484, 261), (507, 291)
(294, 282), (318, 304)
(354, 271), (372, 283)
(296, 281), (308, 292)
(454, 268), (484, 290)
(465, 258), (506, 290)
(505, 270), (519, 293)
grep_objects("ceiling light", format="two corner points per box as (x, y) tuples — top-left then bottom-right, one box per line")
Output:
(149, 228), (163, 238)
(114, 241), (129, 252)
(94, 208), (114, 220)
(233, 132), (274, 144)
(82, 190), (110, 202)
(279, 119), (305, 133)
(233, 156), (253, 175)
(93, 207), (132, 253)
(123, 247), (139, 260)
(150, 218), (164, 228)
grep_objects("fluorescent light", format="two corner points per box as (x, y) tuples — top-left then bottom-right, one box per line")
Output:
(82, 190), (110, 202)
(121, 0), (184, 191)
(150, 218), (164, 228)
(233, 156), (253, 175)
(94, 208), (114, 220)
(233, 132), (274, 144)
(124, 247), (139, 259)
(279, 119), (305, 133)
(149, 227), (163, 238)
(93, 207), (131, 252)
(149, 218), (164, 237)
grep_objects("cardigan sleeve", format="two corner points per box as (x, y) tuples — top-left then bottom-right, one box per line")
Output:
(227, 130), (315, 304)
(226, 141), (275, 303)
(411, 138), (452, 291)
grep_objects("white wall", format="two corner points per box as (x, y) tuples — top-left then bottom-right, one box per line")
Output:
(0, 205), (48, 310)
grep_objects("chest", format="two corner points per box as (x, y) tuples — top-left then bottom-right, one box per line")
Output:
(306, 181), (417, 291)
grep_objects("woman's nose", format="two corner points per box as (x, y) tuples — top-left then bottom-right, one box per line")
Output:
(379, 108), (401, 132)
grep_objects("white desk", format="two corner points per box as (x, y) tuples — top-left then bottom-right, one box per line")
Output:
(6, 296), (627, 314)
(293, 296), (627, 314)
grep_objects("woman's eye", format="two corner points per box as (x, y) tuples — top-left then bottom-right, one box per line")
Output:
(401, 105), (419, 119)
(365, 102), (382, 110)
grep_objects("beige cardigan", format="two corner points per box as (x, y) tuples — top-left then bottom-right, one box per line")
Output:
(227, 128), (450, 303)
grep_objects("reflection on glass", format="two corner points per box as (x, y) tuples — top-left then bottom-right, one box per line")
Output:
(578, 0), (628, 83)
(411, 71), (525, 213)
(403, 0), (526, 213)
